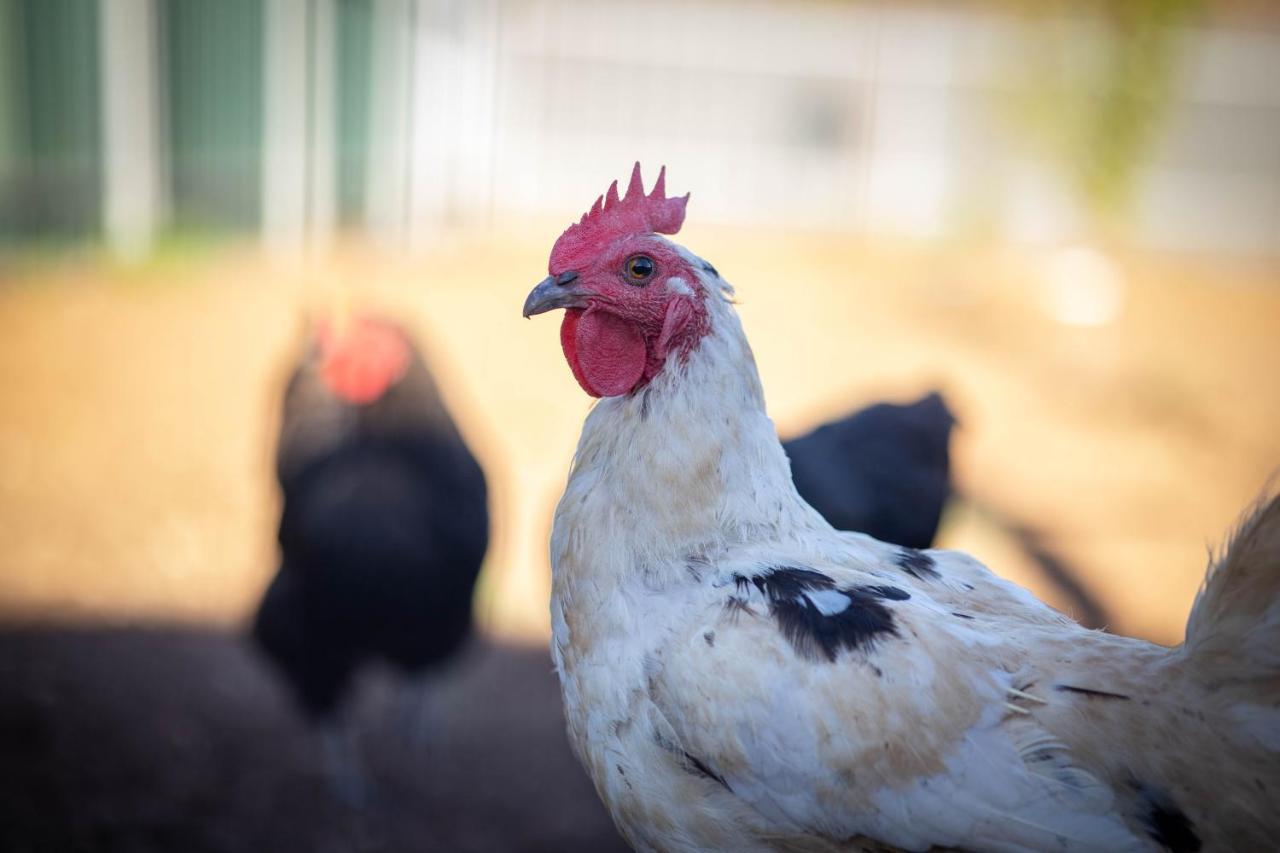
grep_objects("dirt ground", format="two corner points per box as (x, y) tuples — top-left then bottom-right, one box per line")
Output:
(1, 232), (1276, 640)
(0, 627), (628, 852)
(0, 231), (1276, 850)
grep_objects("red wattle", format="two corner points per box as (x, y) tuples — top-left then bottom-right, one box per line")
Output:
(560, 308), (646, 398)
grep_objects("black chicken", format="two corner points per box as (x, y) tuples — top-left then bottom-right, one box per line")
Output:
(784, 391), (954, 549)
(784, 392), (1109, 626)
(253, 314), (489, 727)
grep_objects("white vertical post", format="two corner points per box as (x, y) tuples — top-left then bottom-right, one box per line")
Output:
(406, 0), (498, 241)
(99, 0), (163, 260)
(262, 0), (308, 255)
(309, 0), (337, 244)
(365, 0), (500, 247)
(263, 0), (336, 257)
(365, 0), (413, 246)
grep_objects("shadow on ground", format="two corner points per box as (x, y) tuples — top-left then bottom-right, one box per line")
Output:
(0, 626), (627, 853)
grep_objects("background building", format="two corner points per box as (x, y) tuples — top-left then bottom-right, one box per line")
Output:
(2, 0), (1277, 257)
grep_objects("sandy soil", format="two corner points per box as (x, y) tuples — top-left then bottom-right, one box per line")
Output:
(0, 232), (1275, 643)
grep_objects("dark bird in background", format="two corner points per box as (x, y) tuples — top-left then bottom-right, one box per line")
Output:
(785, 391), (1110, 628)
(784, 391), (955, 549)
(253, 312), (489, 742)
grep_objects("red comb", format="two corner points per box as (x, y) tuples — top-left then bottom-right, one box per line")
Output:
(550, 163), (689, 272)
(316, 314), (412, 406)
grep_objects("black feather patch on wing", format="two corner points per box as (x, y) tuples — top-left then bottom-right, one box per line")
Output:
(895, 547), (939, 580)
(652, 726), (731, 791)
(737, 567), (901, 663)
(1055, 684), (1131, 701)
(682, 751), (730, 790)
(1133, 781), (1201, 853)
(859, 584), (911, 601)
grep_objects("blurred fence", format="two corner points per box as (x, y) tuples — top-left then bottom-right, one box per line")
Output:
(0, 0), (1277, 256)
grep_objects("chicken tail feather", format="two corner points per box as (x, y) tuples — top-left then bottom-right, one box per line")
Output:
(1183, 486), (1280, 684)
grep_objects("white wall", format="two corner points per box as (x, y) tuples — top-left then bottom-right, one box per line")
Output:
(256, 0), (1280, 255)
(356, 0), (1275, 254)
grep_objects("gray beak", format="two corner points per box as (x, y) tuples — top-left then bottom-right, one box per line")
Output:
(523, 271), (586, 318)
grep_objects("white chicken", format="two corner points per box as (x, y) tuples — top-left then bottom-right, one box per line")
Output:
(522, 164), (1279, 852)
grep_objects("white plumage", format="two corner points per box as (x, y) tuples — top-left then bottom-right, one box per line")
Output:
(526, 166), (1280, 852)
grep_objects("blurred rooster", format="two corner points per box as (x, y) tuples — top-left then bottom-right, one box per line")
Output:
(253, 313), (488, 729)
(784, 392), (954, 550)
(523, 164), (1279, 851)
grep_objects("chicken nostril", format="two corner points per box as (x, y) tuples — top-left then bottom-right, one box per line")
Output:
(556, 271), (580, 286)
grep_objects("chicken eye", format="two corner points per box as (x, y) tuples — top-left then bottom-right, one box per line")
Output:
(624, 255), (656, 285)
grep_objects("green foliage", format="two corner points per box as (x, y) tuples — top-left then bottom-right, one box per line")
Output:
(1005, 0), (1202, 229)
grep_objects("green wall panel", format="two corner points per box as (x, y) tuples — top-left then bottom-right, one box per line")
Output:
(164, 0), (263, 231)
(0, 0), (101, 240)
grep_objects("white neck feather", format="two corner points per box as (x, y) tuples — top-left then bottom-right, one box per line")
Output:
(552, 269), (828, 591)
